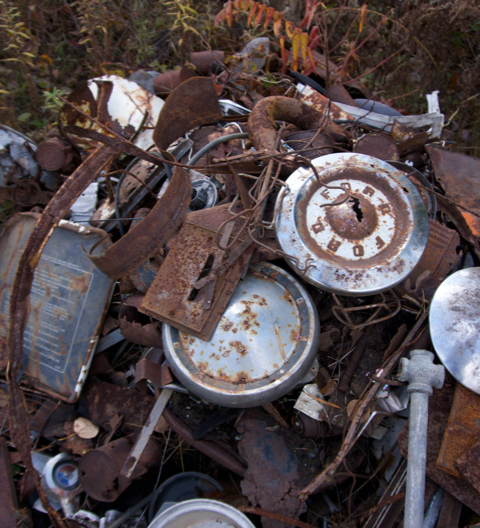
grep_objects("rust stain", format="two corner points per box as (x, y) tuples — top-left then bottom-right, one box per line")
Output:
(229, 341), (248, 356)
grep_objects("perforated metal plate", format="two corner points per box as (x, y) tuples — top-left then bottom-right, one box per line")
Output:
(275, 153), (429, 295)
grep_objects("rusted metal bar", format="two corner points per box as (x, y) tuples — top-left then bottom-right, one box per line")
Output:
(436, 492), (462, 528)
(383, 324), (408, 362)
(0, 437), (19, 528)
(163, 408), (247, 477)
(7, 145), (116, 528)
(337, 325), (373, 394)
(299, 310), (429, 499)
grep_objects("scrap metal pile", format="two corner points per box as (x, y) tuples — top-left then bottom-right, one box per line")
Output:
(2, 40), (480, 528)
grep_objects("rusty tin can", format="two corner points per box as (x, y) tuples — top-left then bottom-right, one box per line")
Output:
(162, 262), (320, 408)
(275, 153), (429, 295)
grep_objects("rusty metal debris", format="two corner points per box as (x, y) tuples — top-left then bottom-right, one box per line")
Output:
(398, 375), (480, 514)
(2, 28), (480, 528)
(139, 203), (255, 340)
(88, 165), (191, 280)
(427, 145), (480, 257)
(79, 433), (162, 501)
(153, 77), (223, 155)
(437, 383), (480, 478)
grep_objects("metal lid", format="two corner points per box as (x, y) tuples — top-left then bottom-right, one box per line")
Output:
(149, 499), (255, 528)
(275, 153), (429, 295)
(430, 267), (480, 394)
(163, 262), (320, 408)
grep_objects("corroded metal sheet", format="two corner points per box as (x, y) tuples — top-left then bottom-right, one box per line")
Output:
(299, 84), (354, 121)
(457, 439), (480, 494)
(399, 219), (460, 299)
(275, 153), (429, 295)
(427, 146), (480, 245)
(437, 383), (480, 478)
(353, 133), (400, 161)
(398, 376), (480, 514)
(119, 303), (163, 349)
(83, 379), (155, 435)
(0, 213), (114, 402)
(139, 203), (254, 341)
(236, 409), (322, 528)
(162, 262), (320, 407)
(153, 77), (223, 154)
(88, 166), (191, 280)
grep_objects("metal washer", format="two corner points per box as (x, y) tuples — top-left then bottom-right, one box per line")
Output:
(163, 262), (320, 408)
(275, 153), (429, 295)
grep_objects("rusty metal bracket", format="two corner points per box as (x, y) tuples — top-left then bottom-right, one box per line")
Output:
(87, 165), (191, 280)
(135, 358), (173, 395)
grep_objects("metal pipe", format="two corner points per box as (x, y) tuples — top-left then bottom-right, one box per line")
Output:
(404, 390), (429, 528)
(163, 408), (247, 477)
(187, 133), (249, 167)
(399, 350), (445, 528)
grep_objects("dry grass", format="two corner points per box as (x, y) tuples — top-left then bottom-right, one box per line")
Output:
(0, 0), (478, 152)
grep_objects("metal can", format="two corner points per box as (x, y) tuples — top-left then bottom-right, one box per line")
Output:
(163, 262), (320, 407)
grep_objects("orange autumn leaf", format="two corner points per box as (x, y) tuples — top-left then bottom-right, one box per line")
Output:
(285, 20), (295, 39)
(247, 2), (258, 26)
(273, 11), (283, 37)
(254, 3), (266, 26)
(303, 47), (316, 75)
(263, 6), (275, 30)
(226, 1), (234, 27)
(306, 0), (317, 30)
(359, 3), (367, 33)
(280, 36), (287, 74)
(214, 7), (226, 25)
(308, 25), (319, 48)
